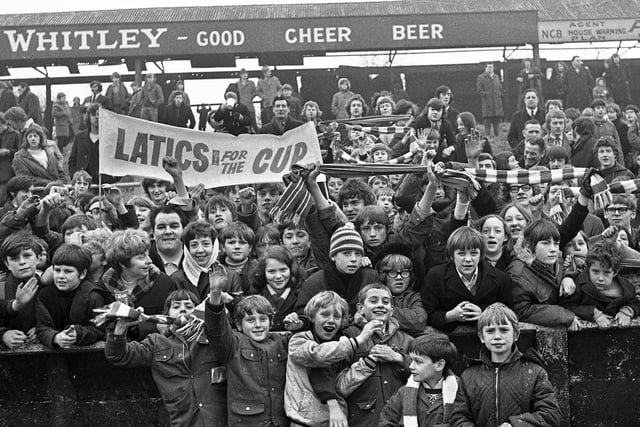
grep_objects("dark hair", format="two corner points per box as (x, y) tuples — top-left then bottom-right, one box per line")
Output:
(564, 107), (581, 122)
(149, 205), (188, 229)
(586, 241), (621, 273)
(572, 117), (595, 136)
(181, 221), (217, 246)
(250, 245), (306, 293)
(254, 224), (281, 248)
(345, 94), (369, 117)
(457, 111), (476, 132)
(141, 178), (173, 196)
(526, 137), (545, 153)
(546, 145), (569, 162)
(337, 178), (376, 207)
(494, 151), (515, 170)
(84, 103), (101, 128)
(424, 97), (446, 113)
(89, 80), (103, 92)
(61, 213), (98, 238)
(277, 220), (309, 238)
(205, 195), (238, 221)
(162, 289), (201, 315)
(524, 219), (560, 248)
(49, 206), (74, 234)
(52, 244), (92, 274)
(523, 88), (539, 97)
(408, 331), (458, 373)
(445, 226), (484, 261)
(0, 231), (44, 260)
(590, 98), (606, 109)
(272, 94), (289, 107)
(256, 182), (284, 195)
(394, 99), (419, 116)
(6, 175), (33, 199)
(594, 136), (618, 158)
(434, 85), (453, 102)
(354, 205), (390, 231)
(219, 222), (255, 245)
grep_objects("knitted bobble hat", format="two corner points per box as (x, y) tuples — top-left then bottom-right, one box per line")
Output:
(330, 223), (364, 258)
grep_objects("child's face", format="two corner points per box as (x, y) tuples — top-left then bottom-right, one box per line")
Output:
(566, 234), (588, 266)
(479, 321), (515, 360)
(26, 131), (41, 149)
(358, 288), (393, 323)
(597, 147), (615, 168)
(425, 139), (439, 152)
(135, 206), (151, 230)
(64, 225), (89, 244)
(265, 258), (291, 290)
(377, 195), (394, 213)
(607, 110), (617, 122)
(224, 237), (251, 263)
(53, 265), (86, 292)
(341, 197), (365, 222)
(372, 150), (389, 163)
(312, 306), (343, 342)
(147, 183), (167, 204)
(589, 261), (615, 291)
(370, 179), (387, 192)
(384, 268), (411, 295)
(5, 249), (38, 280)
(168, 299), (196, 319)
(409, 353), (443, 384)
(481, 217), (507, 255)
(533, 238), (559, 265)
(74, 178), (90, 194)
(427, 107), (442, 122)
(281, 228), (310, 258)
(331, 249), (362, 275)
(453, 247), (481, 278)
(378, 102), (394, 116)
(257, 189), (280, 216)
(327, 178), (344, 201)
(209, 204), (234, 232)
(227, 186), (241, 206)
(238, 312), (270, 342)
(503, 206), (527, 240)
(360, 221), (387, 249)
(188, 236), (214, 267)
(126, 252), (152, 278)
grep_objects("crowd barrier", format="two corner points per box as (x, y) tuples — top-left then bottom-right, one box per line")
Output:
(1, 320), (639, 426)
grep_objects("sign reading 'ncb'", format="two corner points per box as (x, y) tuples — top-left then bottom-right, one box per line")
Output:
(540, 19), (640, 43)
(99, 109), (322, 187)
(1, 12), (537, 60)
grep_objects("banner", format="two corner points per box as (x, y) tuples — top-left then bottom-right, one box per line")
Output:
(99, 109), (322, 187)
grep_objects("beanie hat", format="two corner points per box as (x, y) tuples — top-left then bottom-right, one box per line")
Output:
(330, 223), (364, 257)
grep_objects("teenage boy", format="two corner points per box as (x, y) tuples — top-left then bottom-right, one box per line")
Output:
(336, 283), (413, 427)
(0, 232), (42, 348)
(412, 98), (456, 149)
(591, 99), (623, 163)
(379, 332), (460, 427)
(451, 303), (562, 426)
(594, 136), (634, 183)
(35, 244), (107, 348)
(278, 220), (321, 275)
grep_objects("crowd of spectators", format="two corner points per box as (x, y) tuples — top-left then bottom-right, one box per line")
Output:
(0, 53), (638, 426)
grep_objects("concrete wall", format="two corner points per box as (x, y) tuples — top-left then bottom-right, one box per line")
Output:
(1, 323), (639, 426)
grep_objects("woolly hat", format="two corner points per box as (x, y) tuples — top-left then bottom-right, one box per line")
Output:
(330, 223), (364, 257)
(370, 143), (392, 155)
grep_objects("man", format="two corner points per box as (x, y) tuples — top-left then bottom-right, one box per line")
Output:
(521, 137), (545, 169)
(0, 113), (20, 205)
(594, 136), (633, 183)
(0, 81), (17, 113)
(563, 56), (594, 110)
(256, 65), (282, 126)
(16, 83), (42, 125)
(435, 85), (459, 135)
(128, 81), (144, 118)
(163, 91), (195, 129)
(141, 73), (165, 122)
(212, 92), (252, 136)
(513, 120), (543, 162)
(476, 63), (504, 137)
(543, 110), (572, 155)
(281, 84), (302, 120)
(104, 72), (130, 114)
(70, 97), (83, 135)
(591, 99), (623, 164)
(507, 88), (545, 150)
(83, 80), (107, 108)
(148, 205), (185, 276)
(259, 95), (303, 135)
(236, 68), (258, 132)
(411, 98), (456, 148)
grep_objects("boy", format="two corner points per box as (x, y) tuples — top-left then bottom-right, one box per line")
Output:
(561, 241), (639, 328)
(205, 266), (289, 427)
(285, 291), (382, 426)
(35, 244), (107, 348)
(106, 290), (227, 426)
(172, 221), (243, 301)
(379, 332), (459, 427)
(336, 283), (413, 427)
(451, 303), (561, 426)
(370, 143), (392, 163)
(218, 222), (257, 294)
(278, 220), (320, 275)
(595, 136), (634, 183)
(376, 187), (396, 221)
(0, 232), (42, 348)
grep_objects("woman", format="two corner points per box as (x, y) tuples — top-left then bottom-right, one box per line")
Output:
(102, 229), (177, 323)
(250, 245), (306, 331)
(331, 77), (354, 119)
(12, 123), (65, 186)
(450, 111), (493, 164)
(301, 100), (327, 134)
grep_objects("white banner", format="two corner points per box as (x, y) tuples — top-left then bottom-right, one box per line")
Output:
(99, 109), (322, 187)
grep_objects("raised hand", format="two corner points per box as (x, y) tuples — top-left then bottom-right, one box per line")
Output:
(208, 263), (228, 305)
(162, 156), (183, 179)
(14, 277), (38, 310)
(283, 312), (304, 331)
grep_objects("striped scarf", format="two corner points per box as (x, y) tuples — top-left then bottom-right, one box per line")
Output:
(402, 373), (458, 427)
(269, 165), (312, 225)
(321, 114), (412, 126)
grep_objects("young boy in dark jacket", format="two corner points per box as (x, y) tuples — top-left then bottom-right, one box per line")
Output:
(35, 244), (107, 348)
(451, 303), (561, 426)
(561, 241), (640, 328)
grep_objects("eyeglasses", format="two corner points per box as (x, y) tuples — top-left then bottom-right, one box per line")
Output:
(509, 185), (531, 194)
(606, 206), (630, 215)
(387, 270), (411, 279)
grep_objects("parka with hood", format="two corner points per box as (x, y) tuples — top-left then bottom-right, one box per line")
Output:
(331, 78), (354, 120)
(11, 123), (65, 186)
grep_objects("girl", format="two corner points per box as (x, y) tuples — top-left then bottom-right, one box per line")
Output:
(105, 290), (227, 426)
(250, 245), (306, 331)
(476, 214), (512, 271)
(450, 112), (493, 164)
(12, 123), (65, 186)
(500, 203), (531, 244)
(377, 253), (426, 336)
(326, 176), (345, 203)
